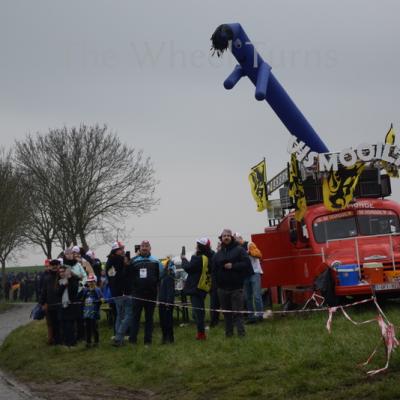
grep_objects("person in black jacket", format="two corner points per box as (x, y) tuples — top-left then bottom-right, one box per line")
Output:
(158, 257), (175, 344)
(112, 249), (133, 346)
(40, 259), (62, 345)
(212, 229), (252, 337)
(106, 241), (126, 343)
(182, 238), (213, 340)
(129, 240), (162, 346)
(57, 265), (81, 347)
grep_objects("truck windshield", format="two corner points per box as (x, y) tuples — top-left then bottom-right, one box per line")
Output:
(313, 211), (357, 243)
(312, 210), (400, 243)
(357, 210), (400, 236)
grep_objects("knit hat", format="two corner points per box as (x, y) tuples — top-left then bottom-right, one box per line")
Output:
(111, 241), (124, 251)
(86, 250), (95, 259)
(219, 228), (233, 238)
(72, 245), (80, 254)
(64, 248), (73, 256)
(233, 232), (243, 239)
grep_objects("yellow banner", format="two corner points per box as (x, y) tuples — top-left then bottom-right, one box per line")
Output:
(322, 162), (365, 211)
(288, 153), (307, 221)
(248, 159), (268, 212)
(383, 124), (398, 178)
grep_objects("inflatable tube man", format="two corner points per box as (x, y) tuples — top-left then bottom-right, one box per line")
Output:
(211, 23), (329, 154)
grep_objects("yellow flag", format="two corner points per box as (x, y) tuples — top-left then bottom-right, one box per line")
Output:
(288, 153), (307, 221)
(248, 159), (268, 212)
(385, 123), (395, 145)
(322, 162), (365, 211)
(383, 124), (398, 178)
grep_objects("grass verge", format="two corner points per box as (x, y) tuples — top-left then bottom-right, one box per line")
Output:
(1, 302), (400, 399)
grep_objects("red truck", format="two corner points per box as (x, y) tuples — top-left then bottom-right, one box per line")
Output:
(252, 171), (400, 307)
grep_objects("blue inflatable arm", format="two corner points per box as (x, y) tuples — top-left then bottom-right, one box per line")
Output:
(211, 24), (329, 154)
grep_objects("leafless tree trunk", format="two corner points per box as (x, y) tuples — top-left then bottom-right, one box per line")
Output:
(1, 260), (5, 301)
(0, 151), (30, 298)
(15, 124), (158, 254)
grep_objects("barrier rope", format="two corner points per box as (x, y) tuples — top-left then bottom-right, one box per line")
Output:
(40, 291), (397, 375)
(326, 295), (399, 375)
(43, 291), (371, 315)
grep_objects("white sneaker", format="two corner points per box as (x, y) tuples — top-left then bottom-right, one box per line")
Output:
(263, 310), (273, 319)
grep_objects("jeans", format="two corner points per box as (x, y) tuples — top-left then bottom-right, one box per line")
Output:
(218, 288), (245, 337)
(115, 296), (133, 343)
(114, 296), (126, 336)
(243, 273), (264, 319)
(191, 294), (205, 334)
(130, 299), (156, 344)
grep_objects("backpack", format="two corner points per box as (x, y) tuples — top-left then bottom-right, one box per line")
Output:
(30, 303), (45, 320)
(197, 255), (211, 293)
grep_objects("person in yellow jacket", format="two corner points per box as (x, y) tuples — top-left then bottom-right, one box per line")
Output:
(234, 233), (264, 323)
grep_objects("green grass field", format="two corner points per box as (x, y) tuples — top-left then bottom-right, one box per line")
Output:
(1, 301), (400, 399)
(4, 265), (44, 274)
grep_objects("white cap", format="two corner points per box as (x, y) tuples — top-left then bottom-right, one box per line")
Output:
(111, 241), (124, 251)
(233, 232), (242, 239)
(72, 246), (80, 253)
(196, 237), (210, 247)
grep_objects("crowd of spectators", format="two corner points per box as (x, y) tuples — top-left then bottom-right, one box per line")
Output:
(1, 229), (267, 348)
(0, 270), (45, 302)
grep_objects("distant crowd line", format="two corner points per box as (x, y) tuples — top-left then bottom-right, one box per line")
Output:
(7, 229), (266, 348)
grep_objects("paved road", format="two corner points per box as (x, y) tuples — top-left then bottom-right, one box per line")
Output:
(0, 303), (41, 400)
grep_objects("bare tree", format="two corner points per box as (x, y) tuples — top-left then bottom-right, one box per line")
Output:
(25, 191), (58, 259)
(15, 124), (158, 252)
(0, 151), (30, 296)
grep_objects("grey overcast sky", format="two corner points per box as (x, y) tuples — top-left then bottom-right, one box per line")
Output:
(1, 1), (399, 265)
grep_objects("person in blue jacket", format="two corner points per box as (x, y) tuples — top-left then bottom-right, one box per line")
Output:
(81, 274), (103, 348)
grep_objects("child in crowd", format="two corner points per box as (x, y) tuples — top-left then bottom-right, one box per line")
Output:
(81, 274), (103, 348)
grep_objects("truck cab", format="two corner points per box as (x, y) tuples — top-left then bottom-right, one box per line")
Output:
(252, 191), (400, 306)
